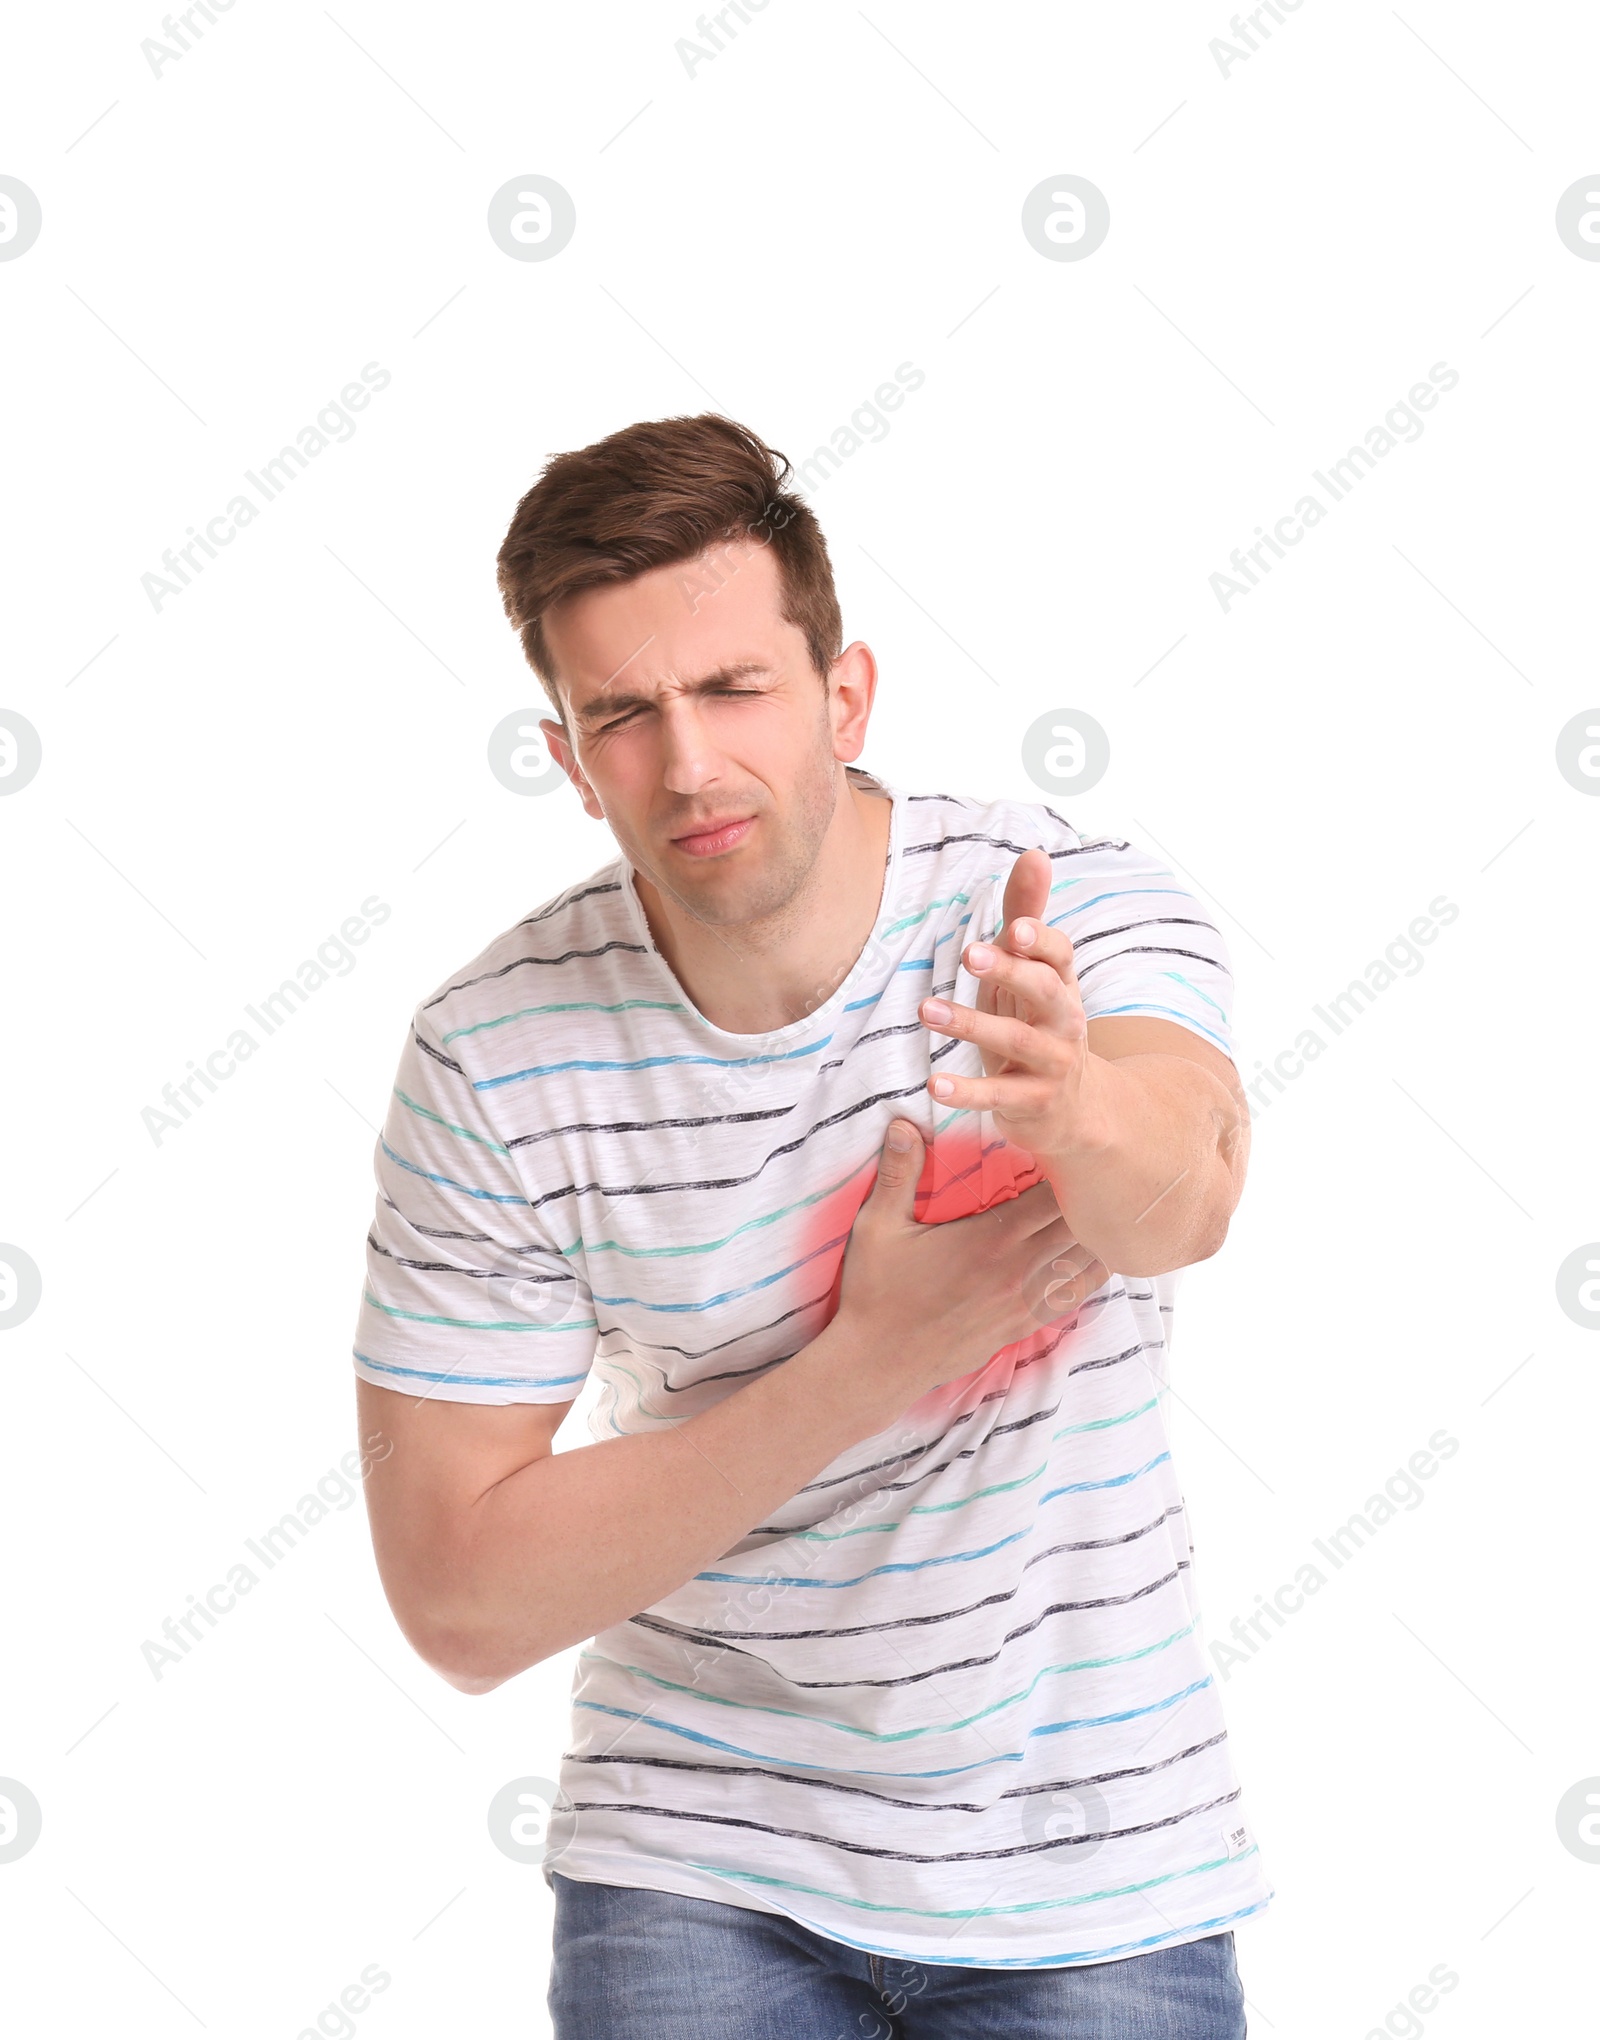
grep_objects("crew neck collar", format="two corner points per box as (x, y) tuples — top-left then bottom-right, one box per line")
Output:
(619, 766), (903, 1044)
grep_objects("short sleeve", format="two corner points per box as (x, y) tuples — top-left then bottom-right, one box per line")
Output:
(351, 1008), (599, 1406)
(1043, 829), (1237, 1061)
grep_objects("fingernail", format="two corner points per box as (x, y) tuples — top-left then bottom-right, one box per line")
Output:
(1013, 920), (1036, 947)
(931, 1077), (954, 1100)
(884, 1120), (914, 1151)
(967, 945), (993, 970)
(922, 998), (951, 1023)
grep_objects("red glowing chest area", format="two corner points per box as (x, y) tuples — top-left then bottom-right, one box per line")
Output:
(798, 1119), (1050, 1309)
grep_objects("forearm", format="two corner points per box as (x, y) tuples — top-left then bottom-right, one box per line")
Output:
(1042, 1051), (1247, 1277)
(414, 1312), (912, 1691)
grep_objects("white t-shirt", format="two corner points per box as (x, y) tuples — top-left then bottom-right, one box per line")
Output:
(351, 766), (1273, 1967)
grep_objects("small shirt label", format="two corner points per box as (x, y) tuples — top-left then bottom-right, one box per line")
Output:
(1223, 1820), (1251, 1858)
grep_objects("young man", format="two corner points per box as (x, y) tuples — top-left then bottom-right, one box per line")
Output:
(352, 414), (1270, 2037)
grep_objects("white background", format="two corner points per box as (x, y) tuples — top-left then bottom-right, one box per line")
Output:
(3, 1), (1597, 2033)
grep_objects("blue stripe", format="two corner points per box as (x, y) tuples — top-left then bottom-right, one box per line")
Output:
(572, 1676), (1215, 1780)
(1091, 1004), (1229, 1052)
(352, 1347), (590, 1390)
(380, 1137), (528, 1207)
(694, 1452), (1171, 1588)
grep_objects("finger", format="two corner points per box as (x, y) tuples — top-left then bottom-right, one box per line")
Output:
(960, 942), (1085, 1031)
(927, 1067), (1063, 1114)
(999, 847), (1053, 935)
(921, 999), (1076, 1070)
(865, 1117), (924, 1219)
(979, 914), (1079, 984)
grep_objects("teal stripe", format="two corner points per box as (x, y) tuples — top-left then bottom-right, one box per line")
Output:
(394, 1088), (508, 1155)
(683, 1850), (1262, 1928)
(1163, 969), (1228, 1020)
(441, 997), (686, 1044)
(795, 1399), (1162, 1540)
(380, 1137), (529, 1207)
(362, 1288), (595, 1335)
(879, 890), (973, 940)
(818, 1897), (1272, 1970)
(474, 1034), (834, 1093)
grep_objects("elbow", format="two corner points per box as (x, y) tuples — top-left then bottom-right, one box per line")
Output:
(422, 1624), (509, 1695)
(394, 1599), (554, 1697)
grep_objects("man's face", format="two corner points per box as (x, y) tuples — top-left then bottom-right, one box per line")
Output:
(539, 538), (871, 929)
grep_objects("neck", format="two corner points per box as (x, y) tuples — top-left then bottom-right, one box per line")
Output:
(632, 771), (893, 1034)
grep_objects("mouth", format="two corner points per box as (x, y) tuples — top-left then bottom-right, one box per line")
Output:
(669, 815), (756, 859)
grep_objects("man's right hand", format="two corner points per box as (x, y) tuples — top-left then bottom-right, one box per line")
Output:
(836, 1117), (1109, 1407)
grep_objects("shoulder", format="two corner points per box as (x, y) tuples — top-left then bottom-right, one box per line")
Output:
(895, 781), (1147, 887)
(409, 852), (636, 1042)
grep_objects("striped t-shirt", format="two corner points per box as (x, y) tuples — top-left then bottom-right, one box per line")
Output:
(351, 766), (1273, 1968)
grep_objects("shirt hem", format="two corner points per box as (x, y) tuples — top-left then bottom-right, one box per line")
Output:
(543, 1840), (1274, 1970)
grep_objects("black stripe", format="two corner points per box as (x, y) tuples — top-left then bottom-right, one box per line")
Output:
(563, 1731), (1229, 1814)
(366, 1235), (575, 1287)
(1076, 946), (1227, 980)
(411, 1030), (463, 1074)
(794, 1316), (1147, 1498)
(633, 1565), (1190, 1692)
(515, 880), (624, 928)
(630, 1504), (1187, 1645)
(557, 1787), (1243, 1864)
(902, 831), (1132, 861)
(622, 1274), (1146, 1407)
(753, 1359), (1147, 1531)
(501, 1080), (933, 1218)
(422, 938), (650, 1009)
(506, 1106), (795, 1152)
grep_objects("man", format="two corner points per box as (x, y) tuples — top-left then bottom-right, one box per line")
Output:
(352, 413), (1270, 2037)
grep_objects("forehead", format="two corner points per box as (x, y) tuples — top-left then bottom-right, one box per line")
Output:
(545, 538), (803, 709)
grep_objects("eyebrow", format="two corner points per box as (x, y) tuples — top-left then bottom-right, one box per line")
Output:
(572, 661), (775, 730)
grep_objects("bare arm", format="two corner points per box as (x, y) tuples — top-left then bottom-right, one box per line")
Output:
(1044, 1016), (1250, 1275)
(359, 1119), (1107, 1695)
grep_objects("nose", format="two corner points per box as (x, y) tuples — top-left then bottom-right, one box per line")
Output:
(656, 693), (721, 796)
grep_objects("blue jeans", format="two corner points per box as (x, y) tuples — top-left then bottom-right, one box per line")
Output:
(548, 1873), (1248, 2038)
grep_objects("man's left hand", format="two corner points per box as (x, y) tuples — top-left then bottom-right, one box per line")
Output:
(918, 847), (1109, 1163)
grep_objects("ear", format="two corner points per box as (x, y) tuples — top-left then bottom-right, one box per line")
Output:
(540, 716), (605, 822)
(827, 641), (878, 763)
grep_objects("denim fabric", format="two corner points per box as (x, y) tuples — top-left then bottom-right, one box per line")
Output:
(548, 1872), (1248, 2039)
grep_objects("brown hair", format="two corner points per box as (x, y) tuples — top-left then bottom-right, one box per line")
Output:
(495, 412), (843, 720)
